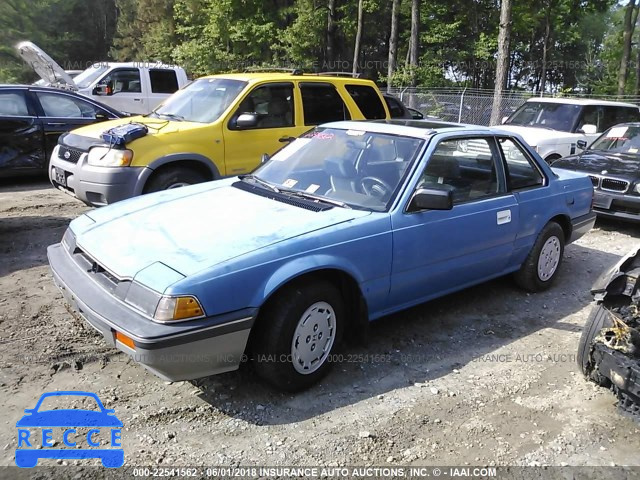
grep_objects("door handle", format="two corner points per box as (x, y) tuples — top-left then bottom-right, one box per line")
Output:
(279, 136), (296, 143)
(133, 98), (142, 102)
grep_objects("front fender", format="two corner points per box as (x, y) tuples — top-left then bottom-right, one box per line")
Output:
(255, 254), (366, 307)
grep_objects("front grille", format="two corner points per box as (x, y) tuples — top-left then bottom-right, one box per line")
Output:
(601, 178), (629, 193)
(589, 175), (600, 188)
(59, 146), (84, 164)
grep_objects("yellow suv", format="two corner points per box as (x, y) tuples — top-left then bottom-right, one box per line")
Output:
(49, 71), (390, 206)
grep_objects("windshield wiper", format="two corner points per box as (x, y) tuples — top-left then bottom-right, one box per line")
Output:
(238, 174), (280, 193)
(156, 112), (184, 121)
(279, 188), (351, 209)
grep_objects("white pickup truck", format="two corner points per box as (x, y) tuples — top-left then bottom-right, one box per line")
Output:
(17, 42), (188, 114)
(498, 98), (640, 163)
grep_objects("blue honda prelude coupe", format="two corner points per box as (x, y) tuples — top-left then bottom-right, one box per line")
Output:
(48, 120), (596, 391)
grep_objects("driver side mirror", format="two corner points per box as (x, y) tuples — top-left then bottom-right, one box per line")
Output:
(408, 186), (454, 212)
(578, 124), (597, 135)
(95, 112), (110, 122)
(93, 84), (111, 96)
(236, 113), (259, 129)
(261, 153), (269, 164)
(577, 139), (588, 150)
(501, 116), (509, 124)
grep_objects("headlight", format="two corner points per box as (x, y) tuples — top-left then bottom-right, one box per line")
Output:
(87, 147), (133, 167)
(154, 295), (205, 322)
(634, 184), (640, 194)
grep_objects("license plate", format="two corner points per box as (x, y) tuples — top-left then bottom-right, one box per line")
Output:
(53, 167), (66, 187)
(593, 193), (612, 209)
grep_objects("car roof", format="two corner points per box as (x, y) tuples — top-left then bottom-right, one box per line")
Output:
(322, 120), (494, 139)
(201, 72), (377, 84)
(526, 97), (639, 108)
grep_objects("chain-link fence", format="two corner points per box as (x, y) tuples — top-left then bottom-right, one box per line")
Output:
(387, 87), (640, 126)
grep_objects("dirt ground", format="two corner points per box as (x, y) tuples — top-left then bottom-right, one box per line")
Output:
(1, 178), (639, 472)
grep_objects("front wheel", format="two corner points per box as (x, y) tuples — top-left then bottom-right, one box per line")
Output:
(144, 167), (207, 193)
(252, 280), (344, 391)
(514, 221), (565, 292)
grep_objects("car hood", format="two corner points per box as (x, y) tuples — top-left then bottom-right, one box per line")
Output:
(73, 180), (370, 284)
(552, 151), (640, 177)
(67, 116), (198, 143)
(497, 125), (572, 144)
(16, 410), (122, 428)
(16, 41), (77, 89)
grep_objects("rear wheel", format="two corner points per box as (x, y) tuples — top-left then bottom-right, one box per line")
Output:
(144, 166), (207, 193)
(577, 304), (612, 387)
(544, 154), (562, 164)
(252, 280), (344, 391)
(514, 221), (564, 292)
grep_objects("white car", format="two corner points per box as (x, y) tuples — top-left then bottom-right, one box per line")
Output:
(17, 41), (188, 114)
(498, 98), (640, 163)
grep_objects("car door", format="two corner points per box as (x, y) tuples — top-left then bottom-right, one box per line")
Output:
(0, 88), (45, 176)
(33, 90), (114, 161)
(388, 135), (519, 309)
(97, 68), (145, 113)
(222, 82), (308, 175)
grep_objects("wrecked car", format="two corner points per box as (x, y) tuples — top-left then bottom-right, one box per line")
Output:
(48, 120), (595, 392)
(579, 247), (640, 421)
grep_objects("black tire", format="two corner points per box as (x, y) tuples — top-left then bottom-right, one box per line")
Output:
(514, 221), (565, 292)
(577, 304), (612, 387)
(545, 154), (562, 164)
(144, 167), (207, 193)
(252, 280), (344, 392)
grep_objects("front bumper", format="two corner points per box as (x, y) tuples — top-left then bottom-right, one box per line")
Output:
(47, 242), (256, 382)
(49, 147), (151, 207)
(593, 190), (640, 222)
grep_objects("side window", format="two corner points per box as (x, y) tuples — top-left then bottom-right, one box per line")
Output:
(384, 96), (405, 118)
(0, 91), (29, 116)
(100, 69), (142, 94)
(233, 83), (294, 129)
(602, 106), (640, 130)
(36, 92), (99, 118)
(345, 85), (387, 119)
(578, 106), (602, 132)
(498, 138), (544, 190)
(300, 83), (351, 125)
(418, 138), (504, 205)
(149, 69), (179, 94)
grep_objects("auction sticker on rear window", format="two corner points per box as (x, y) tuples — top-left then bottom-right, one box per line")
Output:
(270, 138), (311, 161)
(606, 126), (628, 138)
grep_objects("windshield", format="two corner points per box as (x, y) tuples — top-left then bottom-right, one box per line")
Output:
(505, 101), (582, 132)
(590, 125), (640, 154)
(250, 127), (425, 211)
(150, 78), (247, 123)
(74, 65), (109, 89)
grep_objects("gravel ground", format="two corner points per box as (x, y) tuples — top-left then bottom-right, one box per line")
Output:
(1, 178), (639, 472)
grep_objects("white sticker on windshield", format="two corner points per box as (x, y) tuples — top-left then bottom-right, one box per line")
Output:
(306, 184), (320, 193)
(283, 179), (298, 188)
(607, 126), (628, 138)
(270, 138), (311, 161)
(346, 130), (365, 136)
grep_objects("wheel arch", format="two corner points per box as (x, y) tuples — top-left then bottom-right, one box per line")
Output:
(247, 263), (370, 351)
(136, 153), (220, 195)
(548, 213), (572, 242)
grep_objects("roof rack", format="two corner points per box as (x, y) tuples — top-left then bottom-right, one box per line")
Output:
(316, 71), (362, 78)
(243, 67), (303, 75)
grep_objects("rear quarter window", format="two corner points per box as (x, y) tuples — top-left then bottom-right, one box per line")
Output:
(345, 85), (387, 119)
(149, 69), (179, 94)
